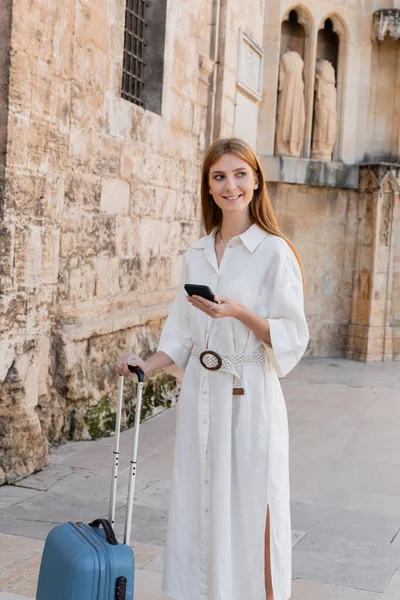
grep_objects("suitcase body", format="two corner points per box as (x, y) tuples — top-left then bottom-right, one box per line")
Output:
(36, 368), (144, 600)
(36, 522), (134, 600)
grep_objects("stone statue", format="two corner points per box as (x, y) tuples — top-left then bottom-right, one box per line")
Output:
(275, 50), (306, 158)
(311, 59), (337, 162)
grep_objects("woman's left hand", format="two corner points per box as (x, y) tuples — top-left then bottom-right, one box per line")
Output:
(187, 295), (242, 319)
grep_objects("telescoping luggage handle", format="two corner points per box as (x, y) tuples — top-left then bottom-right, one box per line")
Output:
(108, 365), (145, 547)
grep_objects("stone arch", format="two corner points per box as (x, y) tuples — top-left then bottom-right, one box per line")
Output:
(282, 4), (315, 37)
(380, 169), (400, 194)
(317, 12), (349, 44)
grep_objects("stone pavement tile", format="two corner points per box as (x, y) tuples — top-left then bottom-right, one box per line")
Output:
(292, 530), (307, 548)
(2, 570), (39, 599)
(382, 570), (400, 599)
(0, 518), (56, 540)
(141, 554), (165, 574)
(56, 438), (115, 472)
(0, 594), (34, 600)
(345, 492), (400, 517)
(16, 465), (73, 491)
(113, 504), (168, 546)
(132, 541), (165, 568)
(340, 418), (400, 467)
(0, 492), (109, 526)
(391, 529), (400, 548)
(47, 469), (113, 501)
(0, 551), (41, 595)
(330, 460), (400, 496)
(134, 569), (164, 600)
(286, 358), (400, 389)
(0, 487), (41, 512)
(51, 440), (96, 464)
(293, 533), (400, 592)
(289, 457), (351, 507)
(291, 578), (380, 600)
(134, 480), (171, 510)
(291, 502), (400, 545)
(0, 533), (43, 568)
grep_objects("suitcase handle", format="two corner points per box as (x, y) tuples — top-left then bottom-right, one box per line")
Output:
(109, 367), (145, 546)
(127, 365), (145, 382)
(89, 519), (118, 545)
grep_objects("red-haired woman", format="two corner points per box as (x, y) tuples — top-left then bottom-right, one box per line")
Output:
(116, 138), (309, 600)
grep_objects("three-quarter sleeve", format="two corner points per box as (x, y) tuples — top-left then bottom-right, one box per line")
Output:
(158, 253), (193, 371)
(262, 240), (309, 377)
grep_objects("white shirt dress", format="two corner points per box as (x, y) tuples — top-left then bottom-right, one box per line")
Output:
(158, 224), (309, 600)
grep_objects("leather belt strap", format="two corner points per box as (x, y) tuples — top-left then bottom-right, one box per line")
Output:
(191, 344), (265, 395)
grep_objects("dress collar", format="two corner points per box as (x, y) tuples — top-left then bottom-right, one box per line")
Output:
(190, 223), (267, 254)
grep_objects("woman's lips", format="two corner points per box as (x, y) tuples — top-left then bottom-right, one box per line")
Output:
(223, 194), (243, 201)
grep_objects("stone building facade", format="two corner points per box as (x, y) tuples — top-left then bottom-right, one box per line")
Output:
(0, 0), (399, 481)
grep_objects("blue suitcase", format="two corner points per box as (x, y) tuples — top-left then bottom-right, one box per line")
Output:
(36, 367), (145, 600)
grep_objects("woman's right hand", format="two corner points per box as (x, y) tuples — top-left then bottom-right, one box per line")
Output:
(114, 352), (147, 378)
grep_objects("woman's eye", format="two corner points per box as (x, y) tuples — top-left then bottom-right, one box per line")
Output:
(237, 171), (247, 177)
(214, 174), (224, 180)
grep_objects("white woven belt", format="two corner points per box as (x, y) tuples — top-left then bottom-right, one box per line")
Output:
(191, 344), (265, 395)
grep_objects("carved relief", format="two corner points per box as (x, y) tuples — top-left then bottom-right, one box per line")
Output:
(311, 60), (337, 162)
(364, 194), (373, 246)
(275, 51), (305, 157)
(372, 9), (400, 42)
(380, 189), (393, 246)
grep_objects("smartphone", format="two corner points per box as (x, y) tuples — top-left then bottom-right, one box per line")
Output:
(184, 284), (215, 302)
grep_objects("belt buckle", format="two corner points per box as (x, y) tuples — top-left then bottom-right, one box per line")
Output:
(199, 350), (222, 371)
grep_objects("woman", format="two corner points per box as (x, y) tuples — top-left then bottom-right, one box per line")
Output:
(116, 138), (309, 600)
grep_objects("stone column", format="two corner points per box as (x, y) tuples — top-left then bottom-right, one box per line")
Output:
(346, 164), (400, 361)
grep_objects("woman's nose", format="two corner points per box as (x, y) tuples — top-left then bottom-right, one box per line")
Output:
(225, 178), (237, 191)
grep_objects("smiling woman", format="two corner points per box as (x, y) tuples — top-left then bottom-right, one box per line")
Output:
(115, 137), (309, 600)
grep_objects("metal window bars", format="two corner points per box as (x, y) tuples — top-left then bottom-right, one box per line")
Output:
(121, 0), (148, 106)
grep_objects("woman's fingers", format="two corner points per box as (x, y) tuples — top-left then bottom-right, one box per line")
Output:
(115, 353), (140, 376)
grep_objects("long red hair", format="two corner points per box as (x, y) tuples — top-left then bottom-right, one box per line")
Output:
(200, 137), (304, 282)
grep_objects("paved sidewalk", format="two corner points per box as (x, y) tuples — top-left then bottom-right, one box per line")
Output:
(0, 358), (399, 599)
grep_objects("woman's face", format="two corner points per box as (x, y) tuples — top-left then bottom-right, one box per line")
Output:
(208, 153), (258, 215)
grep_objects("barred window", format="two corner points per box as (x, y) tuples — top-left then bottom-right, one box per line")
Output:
(122, 0), (147, 107)
(121, 0), (167, 115)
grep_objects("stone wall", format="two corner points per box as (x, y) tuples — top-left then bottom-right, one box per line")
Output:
(0, 0), (12, 199)
(269, 182), (359, 357)
(0, 0), (213, 481)
(0, 0), (267, 482)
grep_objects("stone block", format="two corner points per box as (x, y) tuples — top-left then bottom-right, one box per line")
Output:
(139, 219), (181, 262)
(6, 112), (29, 168)
(69, 260), (96, 301)
(65, 173), (101, 212)
(261, 155), (360, 190)
(0, 224), (14, 291)
(8, 50), (32, 114)
(40, 228), (60, 285)
(31, 58), (52, 118)
(14, 225), (42, 289)
(95, 256), (120, 297)
(100, 178), (130, 215)
(106, 93), (132, 140)
(115, 216), (140, 258)
(0, 341), (14, 384)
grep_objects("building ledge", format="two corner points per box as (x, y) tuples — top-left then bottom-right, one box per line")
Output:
(260, 155), (360, 190)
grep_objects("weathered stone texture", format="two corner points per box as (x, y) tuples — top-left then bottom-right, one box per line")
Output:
(0, 0), (222, 481)
(269, 182), (359, 358)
